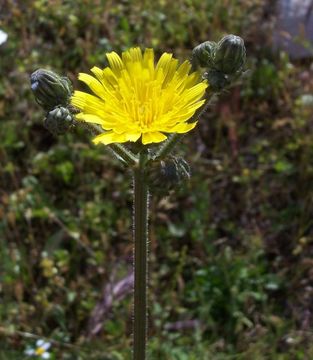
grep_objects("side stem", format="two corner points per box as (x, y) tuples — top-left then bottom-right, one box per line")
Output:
(133, 151), (149, 360)
(77, 122), (138, 166)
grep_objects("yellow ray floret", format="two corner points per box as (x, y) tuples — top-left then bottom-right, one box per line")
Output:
(71, 47), (208, 145)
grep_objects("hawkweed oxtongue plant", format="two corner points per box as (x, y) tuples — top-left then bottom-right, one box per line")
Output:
(30, 35), (246, 359)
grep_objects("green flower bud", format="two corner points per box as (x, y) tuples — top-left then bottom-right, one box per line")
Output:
(204, 69), (229, 92)
(30, 69), (73, 111)
(214, 35), (246, 75)
(43, 106), (74, 136)
(192, 41), (216, 68)
(147, 157), (190, 195)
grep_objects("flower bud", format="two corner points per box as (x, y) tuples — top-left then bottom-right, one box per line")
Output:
(191, 41), (216, 68)
(43, 106), (74, 136)
(30, 69), (73, 111)
(204, 69), (229, 92)
(147, 157), (190, 195)
(213, 35), (246, 75)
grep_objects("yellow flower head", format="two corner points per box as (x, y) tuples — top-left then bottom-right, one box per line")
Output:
(71, 48), (208, 145)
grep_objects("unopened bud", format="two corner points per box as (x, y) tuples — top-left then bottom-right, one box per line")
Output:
(214, 35), (246, 75)
(147, 157), (190, 195)
(30, 69), (73, 111)
(192, 41), (216, 68)
(43, 106), (74, 135)
(204, 69), (229, 92)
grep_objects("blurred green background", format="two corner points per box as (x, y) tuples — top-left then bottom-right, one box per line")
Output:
(1, 0), (313, 359)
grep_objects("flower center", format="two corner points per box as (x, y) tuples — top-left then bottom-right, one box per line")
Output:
(125, 92), (156, 131)
(35, 347), (46, 355)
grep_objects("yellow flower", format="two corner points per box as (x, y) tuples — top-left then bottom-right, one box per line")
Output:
(71, 48), (208, 145)
(35, 347), (46, 356)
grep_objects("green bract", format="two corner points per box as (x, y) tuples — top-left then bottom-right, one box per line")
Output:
(44, 106), (74, 135)
(147, 157), (190, 195)
(205, 69), (228, 91)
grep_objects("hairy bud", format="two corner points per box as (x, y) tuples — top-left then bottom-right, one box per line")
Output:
(147, 157), (190, 195)
(192, 41), (216, 68)
(214, 35), (246, 75)
(30, 69), (73, 111)
(204, 69), (229, 92)
(43, 106), (74, 136)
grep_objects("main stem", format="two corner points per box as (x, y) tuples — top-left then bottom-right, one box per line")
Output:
(133, 151), (148, 360)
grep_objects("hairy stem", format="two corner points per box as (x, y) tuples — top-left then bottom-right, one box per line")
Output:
(133, 151), (149, 360)
(110, 143), (138, 166)
(77, 122), (138, 166)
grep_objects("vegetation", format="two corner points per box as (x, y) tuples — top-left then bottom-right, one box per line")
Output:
(1, 0), (313, 358)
